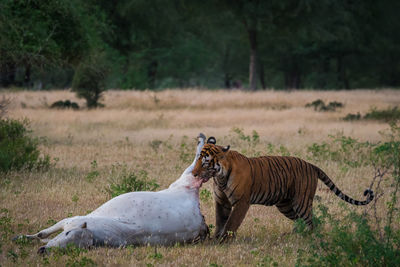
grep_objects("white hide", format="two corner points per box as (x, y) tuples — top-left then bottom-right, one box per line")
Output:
(20, 134), (208, 251)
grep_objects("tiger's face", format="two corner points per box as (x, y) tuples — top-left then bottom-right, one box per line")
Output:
(192, 144), (230, 184)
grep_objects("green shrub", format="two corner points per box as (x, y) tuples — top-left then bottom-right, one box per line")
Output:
(297, 123), (400, 266)
(72, 57), (107, 109)
(50, 100), (79, 110)
(106, 169), (159, 198)
(343, 112), (361, 121)
(306, 133), (372, 168)
(296, 204), (400, 266)
(0, 118), (50, 172)
(343, 107), (400, 122)
(364, 106), (400, 122)
(305, 99), (344, 112)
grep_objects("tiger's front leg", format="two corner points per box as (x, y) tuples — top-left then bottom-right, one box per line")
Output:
(218, 199), (250, 242)
(214, 199), (231, 239)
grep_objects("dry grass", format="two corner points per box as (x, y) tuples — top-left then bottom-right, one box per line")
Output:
(1, 89), (399, 266)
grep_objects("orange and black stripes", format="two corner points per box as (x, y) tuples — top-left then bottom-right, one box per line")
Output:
(315, 166), (374, 205)
(192, 143), (374, 238)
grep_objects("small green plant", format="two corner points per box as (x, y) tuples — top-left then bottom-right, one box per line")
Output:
(72, 194), (79, 203)
(66, 256), (97, 267)
(149, 139), (163, 152)
(0, 118), (51, 172)
(200, 188), (212, 202)
(257, 255), (278, 267)
(107, 170), (159, 198)
(148, 247), (163, 260)
(179, 136), (191, 163)
(232, 127), (250, 142)
(0, 208), (13, 240)
(305, 99), (344, 112)
(50, 245), (97, 267)
(85, 160), (99, 182)
(232, 128), (260, 146)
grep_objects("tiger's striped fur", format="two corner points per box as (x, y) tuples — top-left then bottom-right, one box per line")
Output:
(192, 141), (374, 240)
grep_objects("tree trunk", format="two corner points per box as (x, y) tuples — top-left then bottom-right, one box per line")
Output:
(222, 45), (232, 89)
(318, 57), (330, 89)
(337, 55), (350, 89)
(224, 73), (232, 89)
(24, 64), (31, 87)
(284, 64), (301, 90)
(147, 60), (158, 89)
(259, 61), (266, 89)
(0, 61), (16, 87)
(248, 29), (257, 90)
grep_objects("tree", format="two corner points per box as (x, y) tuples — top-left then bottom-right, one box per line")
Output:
(0, 0), (107, 87)
(72, 56), (107, 108)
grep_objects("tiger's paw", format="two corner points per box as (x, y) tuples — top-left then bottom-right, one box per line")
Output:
(218, 231), (236, 244)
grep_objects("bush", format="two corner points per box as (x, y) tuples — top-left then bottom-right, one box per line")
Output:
(0, 119), (50, 172)
(305, 99), (344, 112)
(72, 57), (107, 109)
(364, 106), (400, 122)
(343, 112), (362, 121)
(343, 106), (400, 122)
(106, 169), (159, 198)
(50, 100), (79, 110)
(297, 123), (400, 266)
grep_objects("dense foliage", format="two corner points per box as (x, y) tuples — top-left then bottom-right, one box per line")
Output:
(0, 0), (399, 90)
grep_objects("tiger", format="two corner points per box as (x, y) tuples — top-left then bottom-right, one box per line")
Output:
(192, 137), (374, 241)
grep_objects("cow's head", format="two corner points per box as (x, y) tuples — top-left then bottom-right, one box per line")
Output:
(38, 222), (93, 254)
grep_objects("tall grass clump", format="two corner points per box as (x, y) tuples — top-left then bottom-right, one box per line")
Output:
(296, 123), (400, 266)
(0, 118), (50, 172)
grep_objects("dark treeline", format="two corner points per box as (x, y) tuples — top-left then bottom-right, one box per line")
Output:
(0, 0), (399, 90)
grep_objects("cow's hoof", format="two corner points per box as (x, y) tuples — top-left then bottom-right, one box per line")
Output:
(12, 235), (22, 241)
(37, 246), (47, 255)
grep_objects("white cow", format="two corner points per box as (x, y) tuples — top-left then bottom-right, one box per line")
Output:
(17, 134), (209, 253)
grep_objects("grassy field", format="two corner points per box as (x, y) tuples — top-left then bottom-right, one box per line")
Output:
(1, 89), (399, 266)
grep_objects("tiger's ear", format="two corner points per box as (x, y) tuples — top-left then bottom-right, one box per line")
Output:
(222, 145), (230, 152)
(207, 137), (216, 144)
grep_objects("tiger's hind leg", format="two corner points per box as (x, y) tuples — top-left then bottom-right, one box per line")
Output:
(276, 200), (314, 232)
(293, 199), (314, 230)
(276, 200), (299, 221)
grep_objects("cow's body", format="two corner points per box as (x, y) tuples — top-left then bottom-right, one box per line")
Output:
(18, 134), (208, 252)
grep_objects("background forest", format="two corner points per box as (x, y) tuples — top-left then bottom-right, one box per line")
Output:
(1, 0), (400, 91)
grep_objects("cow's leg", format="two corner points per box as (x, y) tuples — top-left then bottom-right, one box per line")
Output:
(19, 219), (68, 241)
(182, 133), (206, 175)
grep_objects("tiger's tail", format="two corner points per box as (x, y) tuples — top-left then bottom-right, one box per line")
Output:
(315, 166), (374, 205)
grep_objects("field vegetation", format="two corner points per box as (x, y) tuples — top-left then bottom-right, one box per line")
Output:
(0, 89), (399, 266)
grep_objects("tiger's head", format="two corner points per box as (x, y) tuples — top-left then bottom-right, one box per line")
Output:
(192, 137), (230, 184)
